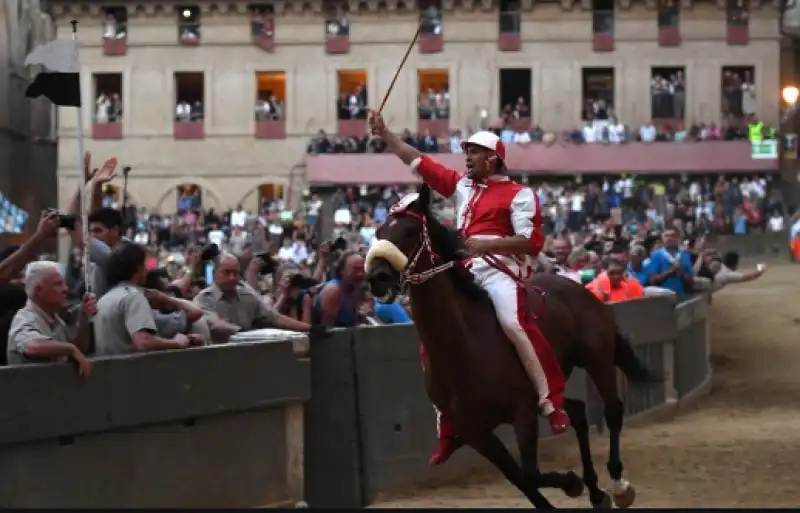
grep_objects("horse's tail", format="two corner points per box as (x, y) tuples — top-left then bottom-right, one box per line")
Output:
(614, 332), (663, 384)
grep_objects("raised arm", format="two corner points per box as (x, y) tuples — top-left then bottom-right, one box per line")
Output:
(368, 109), (460, 198)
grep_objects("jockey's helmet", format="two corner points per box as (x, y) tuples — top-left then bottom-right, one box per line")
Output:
(461, 131), (506, 166)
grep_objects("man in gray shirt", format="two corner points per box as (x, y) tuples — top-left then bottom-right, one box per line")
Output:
(7, 261), (95, 376)
(94, 243), (204, 356)
(194, 253), (314, 343)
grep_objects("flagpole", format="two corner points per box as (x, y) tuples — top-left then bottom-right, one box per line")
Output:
(70, 19), (91, 296)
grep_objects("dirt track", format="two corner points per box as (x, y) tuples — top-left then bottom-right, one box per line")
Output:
(375, 264), (800, 508)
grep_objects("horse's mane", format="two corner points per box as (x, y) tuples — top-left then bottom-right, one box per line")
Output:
(420, 204), (489, 303)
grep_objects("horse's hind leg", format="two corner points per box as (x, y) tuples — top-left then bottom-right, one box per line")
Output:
(468, 432), (555, 509)
(587, 363), (637, 509)
(563, 398), (612, 508)
(512, 407), (584, 501)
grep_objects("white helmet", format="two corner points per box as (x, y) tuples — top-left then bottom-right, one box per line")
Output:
(461, 131), (507, 162)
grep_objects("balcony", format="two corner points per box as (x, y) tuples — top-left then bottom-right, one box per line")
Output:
(174, 121), (204, 140)
(92, 122), (123, 140)
(103, 37), (127, 56)
(325, 35), (350, 54)
(419, 33), (443, 54)
(658, 26), (681, 46)
(255, 120), (286, 139)
(337, 119), (367, 137)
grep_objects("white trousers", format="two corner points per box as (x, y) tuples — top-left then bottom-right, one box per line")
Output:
(468, 257), (555, 414)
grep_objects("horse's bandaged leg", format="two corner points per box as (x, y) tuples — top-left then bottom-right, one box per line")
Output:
(481, 268), (565, 414)
(433, 406), (455, 437)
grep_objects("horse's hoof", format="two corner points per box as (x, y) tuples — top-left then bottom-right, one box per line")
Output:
(592, 493), (612, 509)
(294, 501), (309, 509)
(563, 471), (585, 498)
(612, 482), (636, 509)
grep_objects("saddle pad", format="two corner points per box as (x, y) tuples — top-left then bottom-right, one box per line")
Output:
(229, 328), (309, 343)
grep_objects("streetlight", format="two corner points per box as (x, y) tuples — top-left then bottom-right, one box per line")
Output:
(782, 85), (799, 105)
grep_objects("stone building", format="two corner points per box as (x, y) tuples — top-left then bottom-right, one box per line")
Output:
(0, 0), (57, 240)
(51, 0), (781, 213)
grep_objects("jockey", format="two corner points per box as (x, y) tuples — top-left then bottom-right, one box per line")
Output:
(368, 110), (570, 466)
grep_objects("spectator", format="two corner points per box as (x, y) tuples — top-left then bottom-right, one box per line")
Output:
(645, 228), (694, 297)
(144, 268), (208, 340)
(628, 245), (675, 298)
(640, 121), (657, 143)
(273, 270), (316, 324)
(313, 251), (365, 327)
(6, 262), (95, 375)
(194, 253), (312, 343)
(94, 242), (203, 355)
(586, 257), (645, 303)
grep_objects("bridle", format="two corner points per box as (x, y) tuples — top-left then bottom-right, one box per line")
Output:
(390, 209), (455, 293)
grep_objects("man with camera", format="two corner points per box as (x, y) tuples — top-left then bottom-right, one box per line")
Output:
(7, 261), (96, 376)
(194, 252), (320, 343)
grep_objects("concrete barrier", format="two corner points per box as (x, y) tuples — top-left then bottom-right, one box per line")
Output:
(711, 231), (789, 260)
(305, 295), (713, 507)
(0, 295), (711, 508)
(0, 339), (310, 508)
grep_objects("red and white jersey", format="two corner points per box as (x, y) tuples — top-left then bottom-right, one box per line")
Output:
(410, 155), (544, 256)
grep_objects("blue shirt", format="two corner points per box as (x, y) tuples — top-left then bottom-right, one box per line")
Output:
(374, 300), (412, 325)
(373, 206), (388, 224)
(734, 214), (747, 235)
(648, 248), (693, 296)
(312, 278), (359, 328)
(627, 259), (653, 287)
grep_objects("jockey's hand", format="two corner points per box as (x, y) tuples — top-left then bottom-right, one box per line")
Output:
(367, 109), (386, 136)
(464, 237), (494, 257)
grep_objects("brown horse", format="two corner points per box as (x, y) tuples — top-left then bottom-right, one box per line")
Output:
(365, 185), (658, 509)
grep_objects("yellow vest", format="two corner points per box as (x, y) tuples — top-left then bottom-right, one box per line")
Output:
(749, 122), (764, 142)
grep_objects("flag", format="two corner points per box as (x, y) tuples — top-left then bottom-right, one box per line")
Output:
(24, 39), (81, 107)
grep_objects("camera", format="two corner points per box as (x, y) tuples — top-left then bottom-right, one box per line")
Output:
(45, 209), (77, 230)
(329, 237), (348, 252)
(122, 165), (132, 174)
(255, 252), (278, 275)
(200, 243), (220, 262)
(289, 273), (319, 290)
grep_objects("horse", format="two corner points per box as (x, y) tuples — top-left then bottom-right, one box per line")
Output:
(365, 184), (658, 509)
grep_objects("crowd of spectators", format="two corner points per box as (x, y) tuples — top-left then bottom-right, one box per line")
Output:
(0, 143), (791, 379)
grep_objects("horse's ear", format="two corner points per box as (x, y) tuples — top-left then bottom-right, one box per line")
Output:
(417, 183), (432, 209)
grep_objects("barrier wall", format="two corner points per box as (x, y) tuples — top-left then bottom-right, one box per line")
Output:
(0, 339), (310, 508)
(711, 230), (790, 260)
(305, 295), (713, 508)
(0, 296), (711, 508)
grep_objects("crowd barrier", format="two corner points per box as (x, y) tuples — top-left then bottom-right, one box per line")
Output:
(710, 230), (790, 260)
(0, 297), (712, 508)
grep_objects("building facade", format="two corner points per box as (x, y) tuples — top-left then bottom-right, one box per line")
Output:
(52, 0), (781, 213)
(0, 0), (57, 240)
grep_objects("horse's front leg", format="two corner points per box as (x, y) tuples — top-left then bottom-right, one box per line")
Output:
(513, 404), (584, 500)
(563, 398), (612, 508)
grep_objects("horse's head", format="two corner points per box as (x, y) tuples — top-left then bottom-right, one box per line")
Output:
(366, 184), (465, 303)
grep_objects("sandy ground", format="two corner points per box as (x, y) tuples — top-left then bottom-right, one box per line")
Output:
(374, 264), (800, 508)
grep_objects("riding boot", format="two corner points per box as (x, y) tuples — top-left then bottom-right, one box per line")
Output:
(429, 408), (461, 466)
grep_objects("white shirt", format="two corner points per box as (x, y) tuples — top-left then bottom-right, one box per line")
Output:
(608, 123), (624, 143)
(514, 131), (531, 144)
(768, 215), (785, 232)
(208, 229), (225, 247)
(307, 199), (323, 216)
(231, 209), (247, 228)
(640, 124), (657, 143)
(582, 125), (596, 143)
(571, 193), (584, 212)
(334, 207), (352, 225)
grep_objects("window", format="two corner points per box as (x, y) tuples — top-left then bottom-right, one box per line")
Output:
(324, 0), (349, 36)
(418, 69), (449, 120)
(581, 67), (614, 121)
(592, 0), (614, 34)
(499, 0), (521, 34)
(657, 0), (678, 28)
(721, 66), (756, 119)
(93, 73), (123, 123)
(499, 68), (531, 120)
(650, 67), (685, 119)
(103, 6), (127, 39)
(337, 70), (367, 120)
(727, 0), (748, 26)
(177, 6), (201, 44)
(255, 71), (285, 121)
(420, 0), (443, 35)
(175, 72), (204, 122)
(250, 4), (274, 38)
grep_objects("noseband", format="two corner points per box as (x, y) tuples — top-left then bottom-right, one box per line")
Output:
(393, 210), (455, 292)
